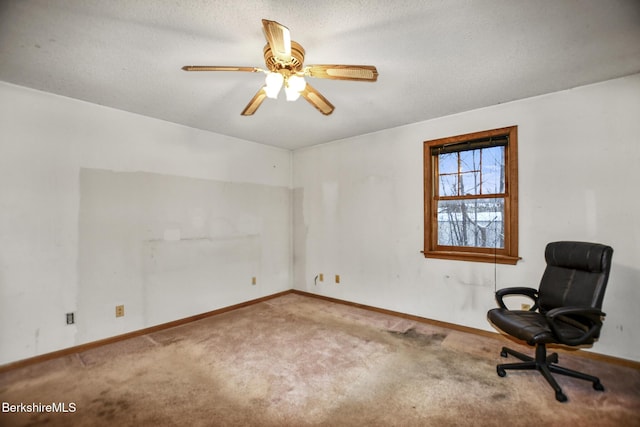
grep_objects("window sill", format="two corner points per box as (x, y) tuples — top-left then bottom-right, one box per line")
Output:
(422, 250), (520, 265)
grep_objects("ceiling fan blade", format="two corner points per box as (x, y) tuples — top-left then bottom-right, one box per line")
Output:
(306, 65), (378, 82)
(182, 66), (261, 72)
(241, 87), (267, 116)
(300, 83), (335, 115)
(262, 19), (291, 62)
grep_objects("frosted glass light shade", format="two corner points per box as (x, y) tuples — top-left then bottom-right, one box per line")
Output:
(264, 72), (284, 99)
(284, 86), (301, 101)
(287, 75), (306, 92)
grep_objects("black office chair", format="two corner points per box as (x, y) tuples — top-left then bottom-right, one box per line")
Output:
(487, 241), (613, 402)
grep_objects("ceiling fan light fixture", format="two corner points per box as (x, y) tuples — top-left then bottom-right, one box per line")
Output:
(182, 19), (377, 115)
(264, 72), (284, 98)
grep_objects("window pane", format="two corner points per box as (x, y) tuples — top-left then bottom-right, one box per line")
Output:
(437, 198), (504, 248)
(438, 153), (459, 196)
(439, 174), (458, 196)
(460, 171), (481, 195)
(481, 146), (505, 194)
(438, 147), (505, 197)
(438, 153), (458, 174)
(459, 150), (480, 173)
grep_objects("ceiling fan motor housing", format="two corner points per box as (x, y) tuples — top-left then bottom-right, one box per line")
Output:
(263, 41), (305, 73)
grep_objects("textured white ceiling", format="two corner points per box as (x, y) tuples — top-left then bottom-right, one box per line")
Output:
(1, 0), (639, 150)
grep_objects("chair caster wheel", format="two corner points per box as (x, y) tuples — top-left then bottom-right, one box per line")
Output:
(500, 350), (508, 358)
(555, 391), (567, 402)
(593, 382), (605, 391)
(497, 366), (506, 377)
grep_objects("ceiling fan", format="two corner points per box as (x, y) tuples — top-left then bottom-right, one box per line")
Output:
(182, 19), (378, 116)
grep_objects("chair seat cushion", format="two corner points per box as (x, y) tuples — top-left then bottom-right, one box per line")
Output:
(487, 308), (556, 345)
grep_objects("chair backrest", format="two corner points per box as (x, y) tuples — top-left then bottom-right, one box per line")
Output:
(537, 241), (614, 313)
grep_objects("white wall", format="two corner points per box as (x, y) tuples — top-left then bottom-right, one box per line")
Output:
(0, 82), (292, 365)
(2, 74), (639, 366)
(293, 74), (640, 362)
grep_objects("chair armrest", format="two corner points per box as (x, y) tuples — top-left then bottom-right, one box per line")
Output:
(545, 306), (606, 346)
(495, 287), (539, 310)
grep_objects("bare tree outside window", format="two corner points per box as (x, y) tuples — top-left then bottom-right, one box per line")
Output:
(437, 146), (504, 248)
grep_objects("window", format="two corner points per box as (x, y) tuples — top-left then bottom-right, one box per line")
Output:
(423, 126), (519, 264)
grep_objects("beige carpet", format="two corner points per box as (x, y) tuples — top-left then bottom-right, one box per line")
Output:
(1, 293), (639, 426)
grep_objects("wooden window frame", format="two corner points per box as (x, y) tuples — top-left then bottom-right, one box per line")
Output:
(423, 126), (520, 265)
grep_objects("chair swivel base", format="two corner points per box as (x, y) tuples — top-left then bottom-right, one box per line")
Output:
(496, 344), (605, 402)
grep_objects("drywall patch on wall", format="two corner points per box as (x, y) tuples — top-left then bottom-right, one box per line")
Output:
(142, 235), (260, 325)
(76, 168), (290, 344)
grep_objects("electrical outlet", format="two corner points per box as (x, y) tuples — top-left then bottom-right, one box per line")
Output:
(66, 312), (75, 325)
(115, 305), (125, 318)
(319, 273), (324, 282)
(252, 276), (257, 285)
(335, 274), (340, 284)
